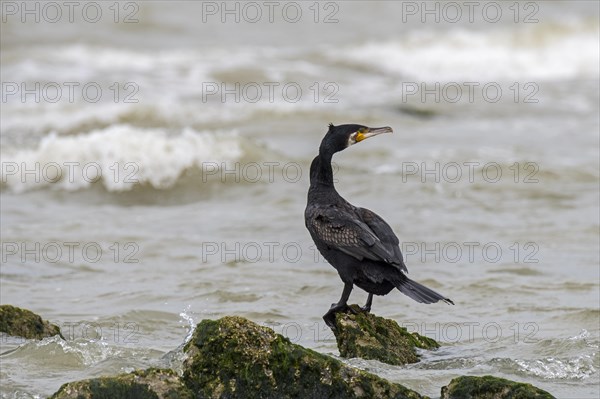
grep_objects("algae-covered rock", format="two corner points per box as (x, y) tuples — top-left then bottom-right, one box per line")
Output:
(50, 368), (193, 399)
(0, 304), (63, 340)
(333, 305), (439, 365)
(440, 375), (555, 399)
(183, 316), (426, 399)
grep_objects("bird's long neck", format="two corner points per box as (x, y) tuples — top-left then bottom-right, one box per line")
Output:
(309, 152), (335, 191)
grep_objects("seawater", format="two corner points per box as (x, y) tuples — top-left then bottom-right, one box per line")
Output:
(1, 1), (599, 398)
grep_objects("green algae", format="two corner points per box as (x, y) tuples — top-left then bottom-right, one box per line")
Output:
(0, 304), (63, 340)
(50, 368), (193, 399)
(333, 305), (439, 365)
(440, 375), (555, 399)
(182, 316), (426, 399)
(45, 314), (558, 399)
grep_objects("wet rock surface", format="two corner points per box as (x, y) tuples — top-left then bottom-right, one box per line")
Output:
(440, 375), (556, 399)
(39, 311), (556, 399)
(50, 368), (193, 399)
(182, 316), (425, 399)
(333, 305), (439, 365)
(0, 304), (63, 340)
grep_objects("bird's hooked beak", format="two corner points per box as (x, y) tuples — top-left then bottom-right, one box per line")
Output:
(355, 126), (393, 143)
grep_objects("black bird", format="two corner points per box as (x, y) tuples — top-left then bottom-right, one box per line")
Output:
(305, 123), (454, 328)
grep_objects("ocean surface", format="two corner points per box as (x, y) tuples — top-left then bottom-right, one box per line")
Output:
(1, 1), (599, 397)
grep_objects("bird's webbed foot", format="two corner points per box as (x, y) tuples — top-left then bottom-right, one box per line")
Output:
(323, 302), (349, 329)
(329, 302), (349, 313)
(357, 294), (373, 313)
(323, 283), (353, 330)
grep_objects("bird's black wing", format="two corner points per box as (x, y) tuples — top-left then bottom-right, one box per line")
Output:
(306, 205), (404, 271)
(357, 207), (408, 272)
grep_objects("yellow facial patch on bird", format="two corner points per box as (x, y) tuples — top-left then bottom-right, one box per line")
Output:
(355, 128), (369, 142)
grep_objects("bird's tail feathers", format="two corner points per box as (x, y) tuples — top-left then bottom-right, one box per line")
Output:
(395, 276), (454, 305)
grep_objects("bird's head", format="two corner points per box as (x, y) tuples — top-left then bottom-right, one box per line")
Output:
(319, 123), (393, 157)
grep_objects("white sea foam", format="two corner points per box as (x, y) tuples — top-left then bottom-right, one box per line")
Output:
(2, 23), (597, 145)
(329, 25), (599, 81)
(1, 126), (243, 193)
(515, 354), (598, 380)
(179, 305), (196, 346)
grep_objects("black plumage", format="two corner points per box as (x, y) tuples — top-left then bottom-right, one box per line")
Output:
(305, 123), (453, 328)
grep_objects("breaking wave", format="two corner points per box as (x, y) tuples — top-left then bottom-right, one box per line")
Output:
(1, 125), (244, 193)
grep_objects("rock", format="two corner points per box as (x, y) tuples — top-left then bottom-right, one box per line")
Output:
(47, 315), (558, 399)
(440, 375), (555, 399)
(50, 368), (193, 399)
(333, 305), (439, 365)
(182, 316), (425, 399)
(0, 304), (63, 340)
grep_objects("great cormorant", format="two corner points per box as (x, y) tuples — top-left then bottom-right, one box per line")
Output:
(305, 123), (454, 328)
